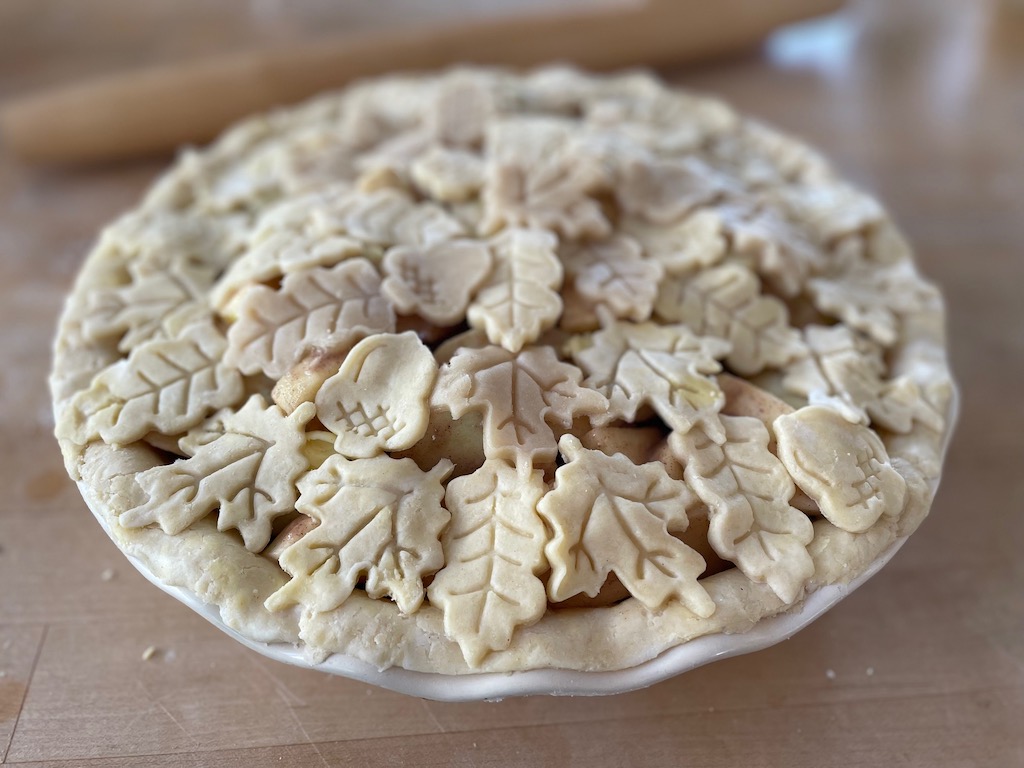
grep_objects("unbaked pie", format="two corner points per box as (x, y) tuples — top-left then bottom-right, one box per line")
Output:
(51, 67), (954, 676)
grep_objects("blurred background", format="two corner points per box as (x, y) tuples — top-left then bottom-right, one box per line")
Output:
(0, 1), (1022, 766)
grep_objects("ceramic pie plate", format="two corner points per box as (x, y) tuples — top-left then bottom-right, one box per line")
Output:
(53, 67), (956, 701)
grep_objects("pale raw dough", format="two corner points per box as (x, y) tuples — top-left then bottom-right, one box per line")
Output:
(52, 67), (954, 676)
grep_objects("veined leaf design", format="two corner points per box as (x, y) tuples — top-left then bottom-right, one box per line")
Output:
(58, 318), (245, 446)
(672, 415), (815, 604)
(428, 460), (549, 665)
(224, 258), (395, 378)
(120, 396), (316, 552)
(571, 319), (730, 441)
(539, 436), (715, 615)
(82, 261), (214, 351)
(265, 455), (453, 614)
(433, 344), (607, 468)
(466, 228), (563, 353)
(655, 263), (805, 375)
(783, 325), (945, 433)
(561, 235), (663, 323)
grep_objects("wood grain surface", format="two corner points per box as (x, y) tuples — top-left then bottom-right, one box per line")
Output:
(1, 0), (1023, 765)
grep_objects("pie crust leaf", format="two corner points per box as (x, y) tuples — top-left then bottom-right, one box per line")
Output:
(783, 325), (945, 433)
(428, 460), (549, 666)
(338, 188), (466, 247)
(808, 260), (941, 347)
(480, 117), (611, 239)
(266, 455), (453, 614)
(562, 235), (664, 323)
(316, 332), (438, 458)
(655, 263), (805, 376)
(621, 209), (728, 275)
(539, 435), (715, 616)
(616, 155), (727, 225)
(120, 396), (316, 552)
(572, 320), (730, 441)
(466, 228), (564, 353)
(223, 258), (395, 378)
(674, 416), (815, 604)
(774, 406), (907, 534)
(410, 146), (486, 203)
(729, 206), (825, 298)
(82, 261), (214, 351)
(382, 239), (493, 326)
(433, 344), (608, 468)
(57, 318), (246, 446)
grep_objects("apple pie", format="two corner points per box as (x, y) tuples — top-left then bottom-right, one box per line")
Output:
(51, 67), (954, 675)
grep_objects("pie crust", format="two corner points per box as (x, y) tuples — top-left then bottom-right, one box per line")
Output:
(51, 67), (954, 676)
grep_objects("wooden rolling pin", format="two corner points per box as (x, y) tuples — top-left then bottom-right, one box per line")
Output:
(0, 0), (840, 165)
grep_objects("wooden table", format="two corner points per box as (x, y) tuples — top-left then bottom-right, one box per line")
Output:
(2, 1), (1023, 765)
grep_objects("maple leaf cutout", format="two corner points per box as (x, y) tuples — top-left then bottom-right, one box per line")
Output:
(317, 332), (438, 458)
(539, 435), (715, 615)
(82, 261), (214, 351)
(120, 396), (316, 552)
(265, 455), (453, 614)
(466, 228), (564, 353)
(655, 263), (805, 376)
(428, 460), (549, 665)
(433, 344), (607, 468)
(57, 318), (245, 446)
(783, 325), (945, 433)
(774, 406), (907, 533)
(571, 320), (730, 442)
(224, 258), (395, 378)
(561, 235), (664, 323)
(672, 415), (814, 604)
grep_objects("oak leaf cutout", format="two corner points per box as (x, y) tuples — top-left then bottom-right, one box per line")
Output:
(571, 320), (730, 441)
(83, 261), (214, 351)
(382, 239), (492, 326)
(265, 455), (453, 614)
(539, 435), (715, 615)
(224, 258), (395, 378)
(774, 406), (906, 533)
(120, 396), (316, 552)
(58, 318), (245, 446)
(655, 263), (805, 375)
(561, 235), (664, 323)
(433, 344), (608, 468)
(672, 416), (815, 604)
(808, 260), (940, 347)
(316, 332), (438, 458)
(466, 228), (563, 353)
(428, 460), (549, 665)
(783, 325), (945, 433)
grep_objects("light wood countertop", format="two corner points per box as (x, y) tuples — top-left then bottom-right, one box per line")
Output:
(1, 1), (1022, 765)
